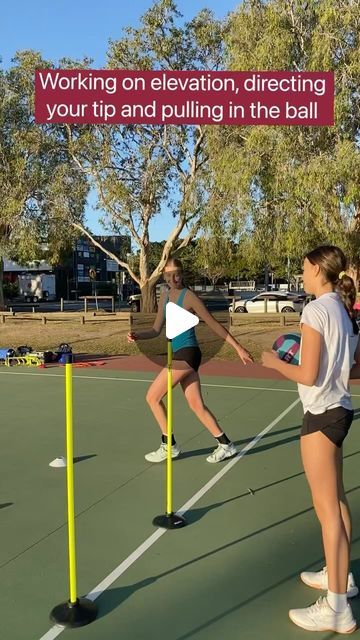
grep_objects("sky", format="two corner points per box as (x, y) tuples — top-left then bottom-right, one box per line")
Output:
(1, 0), (240, 244)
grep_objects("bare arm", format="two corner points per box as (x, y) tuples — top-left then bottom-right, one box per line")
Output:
(188, 291), (253, 364)
(127, 289), (166, 342)
(350, 335), (360, 379)
(261, 323), (321, 385)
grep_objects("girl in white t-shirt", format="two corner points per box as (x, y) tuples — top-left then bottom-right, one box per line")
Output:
(262, 245), (359, 634)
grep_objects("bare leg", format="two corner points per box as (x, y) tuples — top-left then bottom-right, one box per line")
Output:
(181, 371), (223, 437)
(146, 364), (193, 435)
(301, 431), (349, 594)
(336, 446), (352, 546)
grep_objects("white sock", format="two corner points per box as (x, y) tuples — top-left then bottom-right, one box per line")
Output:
(327, 590), (347, 613)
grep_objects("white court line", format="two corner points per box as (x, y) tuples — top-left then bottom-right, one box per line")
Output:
(1, 370), (296, 393)
(38, 397), (300, 640)
(0, 370), (154, 383)
(203, 382), (297, 394)
(3, 369), (360, 397)
(0, 370), (297, 394)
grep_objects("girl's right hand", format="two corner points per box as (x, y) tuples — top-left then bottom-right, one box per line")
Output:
(261, 350), (280, 369)
(127, 331), (138, 343)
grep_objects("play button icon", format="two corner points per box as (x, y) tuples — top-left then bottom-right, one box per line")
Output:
(166, 302), (199, 340)
(128, 277), (230, 366)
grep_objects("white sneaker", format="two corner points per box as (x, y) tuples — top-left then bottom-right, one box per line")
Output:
(301, 566), (359, 598)
(206, 442), (237, 463)
(289, 596), (356, 633)
(144, 442), (181, 463)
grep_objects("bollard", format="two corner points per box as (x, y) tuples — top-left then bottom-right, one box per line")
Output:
(49, 355), (98, 627)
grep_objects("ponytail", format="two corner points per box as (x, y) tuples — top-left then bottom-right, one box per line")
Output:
(337, 273), (359, 335)
(305, 245), (359, 335)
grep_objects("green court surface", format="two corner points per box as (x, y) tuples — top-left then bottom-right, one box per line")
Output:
(1, 367), (360, 640)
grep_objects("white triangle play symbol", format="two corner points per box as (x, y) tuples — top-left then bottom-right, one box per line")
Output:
(166, 302), (199, 340)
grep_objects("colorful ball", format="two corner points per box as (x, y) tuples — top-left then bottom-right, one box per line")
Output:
(272, 333), (301, 365)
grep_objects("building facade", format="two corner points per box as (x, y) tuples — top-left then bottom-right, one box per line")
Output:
(4, 235), (131, 300)
(62, 234), (131, 299)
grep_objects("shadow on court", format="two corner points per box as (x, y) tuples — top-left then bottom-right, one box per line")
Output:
(185, 477), (360, 525)
(94, 576), (158, 618)
(74, 454), (97, 464)
(180, 431), (360, 462)
(173, 554), (360, 640)
(93, 482), (360, 621)
(0, 503), (13, 510)
(94, 542), (360, 631)
(239, 423), (300, 443)
(243, 432), (300, 454)
(179, 427), (301, 461)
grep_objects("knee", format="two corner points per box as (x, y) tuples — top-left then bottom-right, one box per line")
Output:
(146, 389), (160, 407)
(313, 499), (342, 526)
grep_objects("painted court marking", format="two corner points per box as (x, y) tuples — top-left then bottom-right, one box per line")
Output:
(38, 397), (300, 640)
(2, 369), (360, 397)
(0, 369), (297, 394)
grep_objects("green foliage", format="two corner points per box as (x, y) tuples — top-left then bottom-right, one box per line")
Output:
(0, 51), (88, 305)
(207, 0), (360, 278)
(3, 279), (19, 300)
(66, 0), (225, 310)
(3, 0), (359, 310)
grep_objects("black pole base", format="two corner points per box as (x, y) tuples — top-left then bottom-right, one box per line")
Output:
(50, 597), (98, 628)
(152, 512), (187, 529)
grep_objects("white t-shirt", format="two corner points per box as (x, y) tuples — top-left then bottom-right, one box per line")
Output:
(298, 292), (359, 414)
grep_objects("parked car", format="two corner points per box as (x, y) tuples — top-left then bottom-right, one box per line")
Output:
(128, 288), (229, 313)
(128, 293), (142, 312)
(127, 284), (165, 312)
(229, 291), (306, 314)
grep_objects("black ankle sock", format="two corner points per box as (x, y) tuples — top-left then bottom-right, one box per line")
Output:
(162, 434), (176, 446)
(216, 433), (231, 445)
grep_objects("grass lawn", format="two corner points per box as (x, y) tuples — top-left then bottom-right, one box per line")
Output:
(0, 311), (300, 363)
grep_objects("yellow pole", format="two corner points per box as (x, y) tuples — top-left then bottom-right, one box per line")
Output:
(166, 340), (173, 515)
(65, 359), (77, 604)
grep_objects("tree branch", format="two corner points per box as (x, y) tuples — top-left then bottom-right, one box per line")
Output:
(72, 222), (139, 284)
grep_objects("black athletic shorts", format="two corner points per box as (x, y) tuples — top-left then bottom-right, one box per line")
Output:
(301, 406), (354, 448)
(173, 346), (202, 372)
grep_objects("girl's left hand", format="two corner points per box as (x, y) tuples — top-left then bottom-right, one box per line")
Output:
(236, 346), (254, 365)
(261, 350), (280, 369)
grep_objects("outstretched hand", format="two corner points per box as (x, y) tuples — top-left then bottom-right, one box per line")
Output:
(236, 346), (254, 365)
(127, 331), (138, 343)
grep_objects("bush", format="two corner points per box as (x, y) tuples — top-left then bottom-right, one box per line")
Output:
(3, 281), (19, 300)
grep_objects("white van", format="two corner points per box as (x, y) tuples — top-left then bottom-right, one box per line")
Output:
(18, 274), (56, 302)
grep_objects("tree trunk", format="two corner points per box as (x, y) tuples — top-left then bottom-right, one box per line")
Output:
(140, 281), (157, 313)
(264, 264), (269, 291)
(348, 264), (360, 301)
(138, 242), (155, 313)
(0, 257), (5, 310)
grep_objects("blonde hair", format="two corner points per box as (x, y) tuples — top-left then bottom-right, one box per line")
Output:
(163, 256), (185, 286)
(165, 257), (183, 271)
